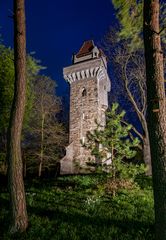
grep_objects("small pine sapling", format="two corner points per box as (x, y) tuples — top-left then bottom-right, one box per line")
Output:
(84, 103), (145, 195)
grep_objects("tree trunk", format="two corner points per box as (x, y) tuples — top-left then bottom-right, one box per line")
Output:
(122, 60), (152, 174)
(143, 136), (151, 175)
(39, 113), (45, 177)
(138, 116), (152, 175)
(143, 1), (166, 239)
(6, 0), (28, 233)
(111, 144), (116, 197)
(133, 115), (152, 175)
(142, 122), (152, 175)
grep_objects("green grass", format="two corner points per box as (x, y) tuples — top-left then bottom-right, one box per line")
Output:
(0, 174), (154, 240)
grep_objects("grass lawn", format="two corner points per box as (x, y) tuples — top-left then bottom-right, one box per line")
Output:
(0, 174), (154, 240)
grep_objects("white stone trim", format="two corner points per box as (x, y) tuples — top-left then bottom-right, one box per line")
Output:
(97, 67), (105, 82)
(64, 66), (106, 84)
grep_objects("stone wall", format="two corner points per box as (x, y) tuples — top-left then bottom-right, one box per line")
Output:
(69, 76), (99, 167)
(60, 56), (110, 174)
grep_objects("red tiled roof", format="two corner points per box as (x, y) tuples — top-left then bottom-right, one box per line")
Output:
(76, 40), (95, 58)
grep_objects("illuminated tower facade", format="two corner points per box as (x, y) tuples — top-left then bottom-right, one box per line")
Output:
(60, 40), (110, 174)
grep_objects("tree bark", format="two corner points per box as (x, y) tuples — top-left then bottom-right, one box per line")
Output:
(6, 0), (28, 233)
(39, 112), (45, 177)
(143, 0), (166, 239)
(141, 120), (151, 175)
(143, 136), (151, 175)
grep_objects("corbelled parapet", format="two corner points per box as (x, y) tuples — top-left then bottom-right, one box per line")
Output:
(64, 61), (109, 86)
(60, 40), (111, 174)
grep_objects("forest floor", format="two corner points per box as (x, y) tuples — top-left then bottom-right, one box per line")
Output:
(0, 174), (154, 240)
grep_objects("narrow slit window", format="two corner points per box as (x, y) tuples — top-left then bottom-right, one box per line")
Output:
(82, 137), (85, 144)
(82, 88), (87, 97)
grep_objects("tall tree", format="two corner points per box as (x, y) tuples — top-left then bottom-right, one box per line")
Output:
(143, 0), (166, 239)
(23, 76), (67, 177)
(0, 45), (42, 174)
(103, 31), (151, 174)
(111, 0), (166, 50)
(107, 1), (166, 174)
(6, 0), (28, 233)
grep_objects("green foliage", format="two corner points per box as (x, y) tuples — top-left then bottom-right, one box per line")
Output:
(24, 55), (45, 130)
(0, 44), (66, 176)
(0, 45), (43, 133)
(112, 0), (166, 50)
(0, 45), (14, 132)
(112, 0), (143, 50)
(0, 175), (154, 239)
(0, 44), (44, 168)
(84, 103), (146, 197)
(115, 161), (145, 180)
(85, 103), (141, 178)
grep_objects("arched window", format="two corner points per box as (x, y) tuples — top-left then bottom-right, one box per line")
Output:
(82, 88), (87, 97)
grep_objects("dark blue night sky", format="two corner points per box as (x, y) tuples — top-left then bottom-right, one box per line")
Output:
(0, 0), (116, 95)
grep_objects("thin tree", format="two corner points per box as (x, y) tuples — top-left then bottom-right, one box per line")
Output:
(33, 76), (62, 177)
(143, 0), (166, 239)
(23, 76), (67, 177)
(103, 32), (151, 174)
(7, 0), (28, 233)
(109, 0), (166, 174)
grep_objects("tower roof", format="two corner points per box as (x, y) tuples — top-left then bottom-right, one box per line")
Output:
(73, 40), (107, 64)
(76, 40), (95, 58)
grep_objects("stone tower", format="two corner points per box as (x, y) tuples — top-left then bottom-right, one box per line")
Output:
(60, 40), (110, 174)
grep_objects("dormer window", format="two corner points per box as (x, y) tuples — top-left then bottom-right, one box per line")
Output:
(82, 88), (87, 97)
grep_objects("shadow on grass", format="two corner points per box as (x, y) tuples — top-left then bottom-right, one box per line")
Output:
(0, 175), (154, 240)
(0, 194), (154, 238)
(29, 203), (154, 231)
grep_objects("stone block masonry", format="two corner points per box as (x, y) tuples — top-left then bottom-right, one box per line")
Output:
(60, 40), (110, 174)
